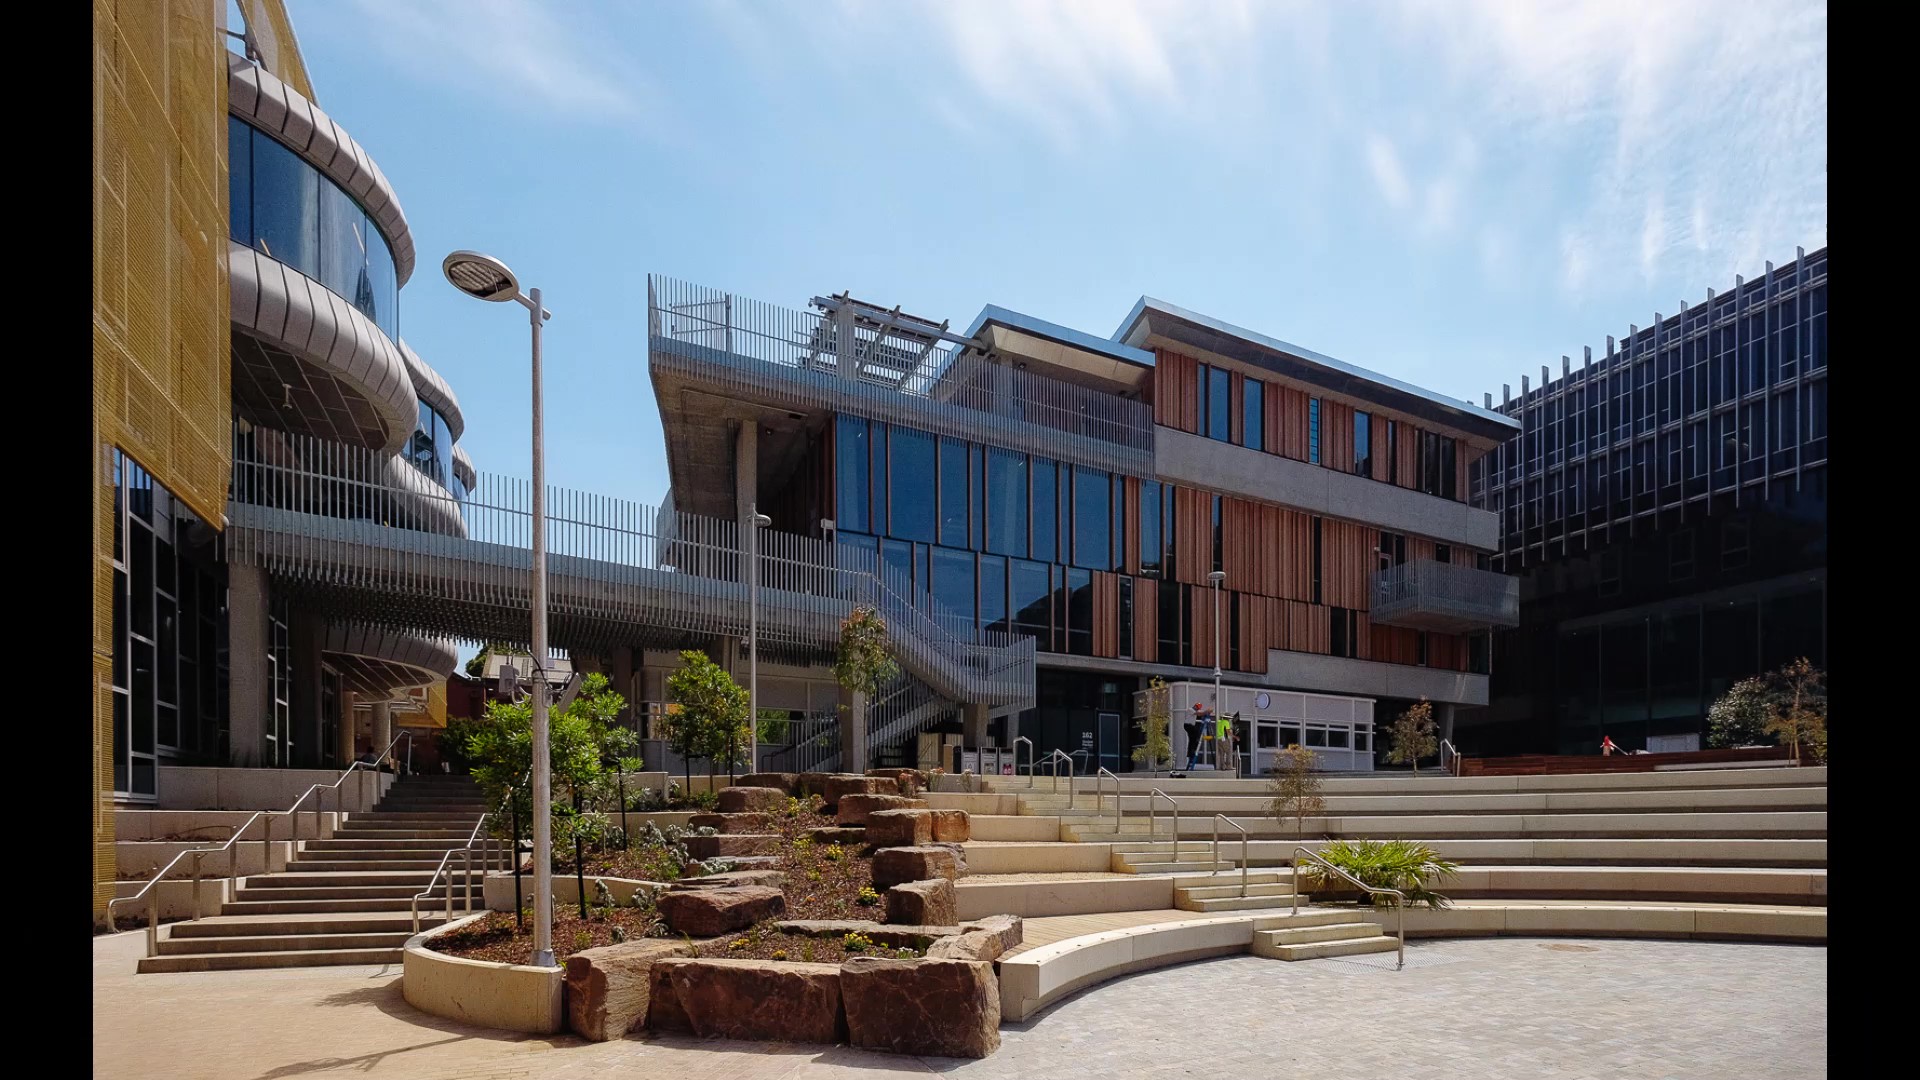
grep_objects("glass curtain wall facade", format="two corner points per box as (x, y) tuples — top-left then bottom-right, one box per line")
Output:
(110, 451), (228, 799)
(1468, 248), (1828, 754)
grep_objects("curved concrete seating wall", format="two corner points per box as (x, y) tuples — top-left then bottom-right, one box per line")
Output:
(403, 915), (564, 1035)
(999, 917), (1259, 1022)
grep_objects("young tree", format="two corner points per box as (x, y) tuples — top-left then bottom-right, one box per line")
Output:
(1764, 657), (1827, 765)
(1267, 744), (1326, 839)
(1131, 678), (1173, 776)
(663, 649), (747, 785)
(1385, 698), (1439, 774)
(835, 606), (899, 700)
(1706, 677), (1773, 748)
(459, 672), (629, 840)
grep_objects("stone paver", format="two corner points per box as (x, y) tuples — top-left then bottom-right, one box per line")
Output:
(93, 929), (1824, 1079)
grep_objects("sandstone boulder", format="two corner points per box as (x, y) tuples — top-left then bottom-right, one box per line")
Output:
(775, 920), (959, 948)
(836, 794), (926, 826)
(656, 885), (785, 937)
(872, 846), (963, 889)
(925, 915), (1023, 962)
(565, 940), (690, 1041)
(735, 772), (799, 795)
(717, 786), (785, 813)
(928, 841), (970, 876)
(666, 958), (846, 1044)
(865, 768), (926, 796)
(646, 961), (692, 1033)
(823, 775), (898, 808)
(929, 808), (970, 842)
(840, 957), (1001, 1058)
(684, 833), (781, 860)
(688, 812), (773, 834)
(884, 878), (956, 927)
(681, 856), (778, 877)
(797, 772), (839, 800)
(865, 809), (931, 848)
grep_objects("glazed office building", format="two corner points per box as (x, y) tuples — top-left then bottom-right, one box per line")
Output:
(648, 279), (1522, 775)
(93, 1), (472, 912)
(1464, 247), (1828, 755)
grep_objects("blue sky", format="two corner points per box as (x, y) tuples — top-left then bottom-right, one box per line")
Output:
(290, 0), (1827, 508)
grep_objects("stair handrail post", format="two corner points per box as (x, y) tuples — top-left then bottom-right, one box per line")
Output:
(1096, 767), (1121, 831)
(146, 883), (158, 957)
(189, 851), (205, 922)
(1291, 845), (1405, 971)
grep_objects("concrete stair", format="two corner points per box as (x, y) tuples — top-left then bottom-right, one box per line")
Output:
(138, 775), (488, 974)
(1253, 931), (1400, 961)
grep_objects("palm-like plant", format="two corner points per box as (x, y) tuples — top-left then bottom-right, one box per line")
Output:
(1298, 838), (1460, 910)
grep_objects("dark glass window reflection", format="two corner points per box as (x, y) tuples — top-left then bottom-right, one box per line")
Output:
(1072, 467), (1110, 570)
(1243, 379), (1264, 451)
(836, 416), (869, 534)
(228, 118), (400, 343)
(939, 437), (969, 547)
(932, 546), (976, 625)
(1011, 560), (1051, 642)
(980, 555), (1008, 635)
(1030, 459), (1057, 565)
(986, 448), (1027, 557)
(889, 428), (935, 542)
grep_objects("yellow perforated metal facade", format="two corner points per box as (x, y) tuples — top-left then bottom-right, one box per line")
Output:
(91, 0), (233, 920)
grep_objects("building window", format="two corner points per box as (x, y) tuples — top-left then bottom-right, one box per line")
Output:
(1434, 544), (1451, 566)
(1118, 576), (1134, 661)
(1441, 438), (1458, 499)
(932, 546), (976, 626)
(1159, 580), (1184, 665)
(1243, 379), (1265, 451)
(1072, 467), (1111, 570)
(986, 448), (1027, 558)
(1387, 420), (1399, 484)
(1415, 631), (1429, 667)
(1311, 516), (1323, 604)
(1330, 607), (1359, 658)
(1211, 494), (1224, 574)
(1066, 568), (1094, 656)
(1011, 560), (1051, 643)
(1308, 398), (1322, 463)
(1353, 411), (1371, 476)
(1030, 458), (1057, 565)
(1722, 518), (1750, 571)
(888, 427), (936, 542)
(1207, 365), (1231, 442)
(1228, 592), (1242, 670)
(1139, 480), (1162, 577)
(1598, 548), (1623, 597)
(1669, 531), (1695, 582)
(980, 555), (1008, 635)
(938, 437), (969, 547)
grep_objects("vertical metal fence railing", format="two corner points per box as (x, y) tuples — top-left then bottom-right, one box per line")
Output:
(226, 425), (1036, 710)
(648, 276), (1155, 475)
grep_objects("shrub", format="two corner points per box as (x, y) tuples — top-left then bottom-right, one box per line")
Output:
(1384, 699), (1438, 773)
(842, 931), (873, 953)
(1298, 838), (1460, 910)
(1266, 745), (1326, 838)
(855, 886), (880, 907)
(822, 843), (845, 863)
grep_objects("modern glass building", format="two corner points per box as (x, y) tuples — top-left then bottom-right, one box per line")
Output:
(93, 0), (475, 916)
(645, 280), (1523, 774)
(1464, 247), (1828, 755)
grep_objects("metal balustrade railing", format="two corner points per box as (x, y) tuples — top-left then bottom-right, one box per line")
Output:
(1370, 558), (1521, 629)
(648, 276), (1155, 475)
(226, 426), (1036, 713)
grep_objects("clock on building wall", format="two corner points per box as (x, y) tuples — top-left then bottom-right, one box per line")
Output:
(1255, 692), (1271, 709)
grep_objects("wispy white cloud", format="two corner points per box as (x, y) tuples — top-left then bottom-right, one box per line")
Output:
(1367, 134), (1413, 210)
(343, 0), (648, 124)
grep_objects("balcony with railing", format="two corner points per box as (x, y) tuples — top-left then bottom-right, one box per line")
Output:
(647, 276), (1154, 475)
(1370, 559), (1520, 633)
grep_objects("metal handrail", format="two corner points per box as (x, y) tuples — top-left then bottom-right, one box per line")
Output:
(106, 728), (415, 953)
(1290, 846), (1405, 970)
(411, 780), (519, 936)
(1211, 815), (1249, 897)
(1040, 749), (1074, 805)
(1095, 767), (1122, 831)
(1146, 788), (1179, 851)
(1440, 739), (1461, 776)
(1012, 736), (1033, 787)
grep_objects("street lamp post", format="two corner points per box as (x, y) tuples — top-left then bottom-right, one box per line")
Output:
(1208, 570), (1227, 775)
(442, 250), (556, 967)
(748, 505), (771, 773)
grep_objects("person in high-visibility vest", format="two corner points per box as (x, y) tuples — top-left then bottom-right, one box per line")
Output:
(1216, 709), (1236, 774)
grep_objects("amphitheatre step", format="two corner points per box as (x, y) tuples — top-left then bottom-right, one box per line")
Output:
(234, 885), (459, 903)
(1115, 861), (1241, 876)
(1253, 933), (1400, 961)
(220, 897), (458, 914)
(1176, 893), (1303, 913)
(245, 871), (483, 888)
(137, 947), (404, 973)
(289, 859), (456, 872)
(1178, 882), (1298, 901)
(168, 914), (442, 938)
(331, 828), (478, 840)
(304, 838), (479, 851)
(1257, 920), (1389, 946)
(155, 931), (411, 955)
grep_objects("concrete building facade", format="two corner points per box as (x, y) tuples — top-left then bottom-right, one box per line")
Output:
(645, 279), (1523, 775)
(93, 0), (470, 916)
(1465, 246), (1828, 755)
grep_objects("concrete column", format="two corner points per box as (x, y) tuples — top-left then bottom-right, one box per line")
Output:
(289, 613), (323, 768)
(337, 691), (359, 766)
(1439, 702), (1456, 746)
(963, 702), (991, 749)
(226, 564), (270, 767)
(735, 419), (759, 525)
(612, 646), (635, 725)
(371, 702), (393, 766)
(838, 686), (868, 772)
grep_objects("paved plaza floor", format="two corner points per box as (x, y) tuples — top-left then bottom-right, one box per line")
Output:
(92, 929), (1825, 1079)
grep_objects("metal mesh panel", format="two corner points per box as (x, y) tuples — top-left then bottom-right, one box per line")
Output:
(92, 0), (232, 920)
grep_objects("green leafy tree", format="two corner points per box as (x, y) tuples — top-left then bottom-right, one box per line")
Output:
(1132, 677), (1173, 775)
(1267, 744), (1326, 839)
(1706, 677), (1773, 748)
(459, 672), (630, 841)
(1385, 699), (1438, 774)
(834, 607), (899, 701)
(664, 650), (748, 785)
(1764, 657), (1827, 765)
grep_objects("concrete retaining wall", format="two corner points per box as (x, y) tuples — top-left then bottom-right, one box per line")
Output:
(157, 767), (394, 812)
(402, 915), (565, 1035)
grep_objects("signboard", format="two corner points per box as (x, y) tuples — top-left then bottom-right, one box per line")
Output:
(959, 750), (979, 775)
